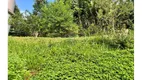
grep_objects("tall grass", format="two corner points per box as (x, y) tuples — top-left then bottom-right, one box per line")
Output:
(8, 31), (134, 80)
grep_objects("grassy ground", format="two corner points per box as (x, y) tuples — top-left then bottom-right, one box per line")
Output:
(8, 34), (134, 80)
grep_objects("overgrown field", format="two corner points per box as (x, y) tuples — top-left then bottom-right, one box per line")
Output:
(8, 34), (134, 80)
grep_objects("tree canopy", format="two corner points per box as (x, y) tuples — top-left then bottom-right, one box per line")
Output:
(8, 0), (134, 37)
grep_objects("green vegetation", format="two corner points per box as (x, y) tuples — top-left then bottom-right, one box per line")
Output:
(8, 0), (134, 80)
(8, 0), (133, 37)
(8, 32), (134, 80)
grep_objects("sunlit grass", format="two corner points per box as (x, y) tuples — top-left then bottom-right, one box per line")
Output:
(8, 35), (134, 80)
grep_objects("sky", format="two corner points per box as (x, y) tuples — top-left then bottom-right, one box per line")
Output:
(15, 0), (54, 13)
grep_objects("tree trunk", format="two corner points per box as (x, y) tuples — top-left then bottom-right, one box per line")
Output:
(33, 31), (38, 38)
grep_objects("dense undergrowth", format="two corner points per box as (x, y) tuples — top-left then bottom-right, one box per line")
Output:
(8, 32), (134, 80)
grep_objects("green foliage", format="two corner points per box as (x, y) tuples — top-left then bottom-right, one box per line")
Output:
(40, 1), (79, 37)
(8, 33), (134, 79)
(33, 0), (47, 15)
(8, 1), (134, 79)
(8, 41), (30, 80)
(9, 0), (133, 37)
(8, 9), (31, 36)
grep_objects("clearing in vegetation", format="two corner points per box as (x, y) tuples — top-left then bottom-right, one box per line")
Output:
(8, 33), (134, 80)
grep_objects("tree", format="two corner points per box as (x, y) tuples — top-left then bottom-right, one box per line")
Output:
(9, 0), (134, 37)
(8, 5), (29, 36)
(33, 0), (47, 15)
(40, 0), (79, 37)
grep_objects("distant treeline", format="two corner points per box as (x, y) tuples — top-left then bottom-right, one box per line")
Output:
(9, 0), (134, 37)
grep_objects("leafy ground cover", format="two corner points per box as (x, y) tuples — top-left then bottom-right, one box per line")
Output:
(8, 34), (134, 80)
